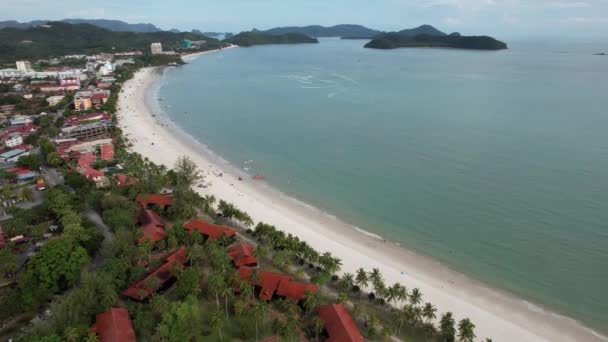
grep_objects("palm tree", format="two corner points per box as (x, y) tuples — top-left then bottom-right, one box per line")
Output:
(63, 327), (80, 342)
(302, 290), (319, 315)
(336, 291), (348, 304)
(355, 268), (369, 292)
(409, 288), (423, 307)
(251, 300), (268, 341)
(439, 312), (456, 342)
(210, 309), (225, 341)
(458, 318), (476, 342)
(207, 271), (226, 310)
(422, 302), (437, 323)
(341, 272), (355, 292)
(311, 316), (325, 342)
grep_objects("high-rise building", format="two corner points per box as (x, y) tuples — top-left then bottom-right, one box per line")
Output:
(16, 61), (33, 72)
(151, 42), (163, 55)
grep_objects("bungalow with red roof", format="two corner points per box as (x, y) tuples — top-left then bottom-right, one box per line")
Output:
(184, 219), (236, 241)
(122, 247), (188, 301)
(116, 174), (137, 187)
(277, 279), (319, 303)
(316, 304), (364, 342)
(89, 308), (136, 342)
(64, 112), (111, 127)
(227, 242), (258, 267)
(100, 144), (114, 160)
(137, 209), (168, 243)
(136, 194), (175, 209)
(0, 230), (5, 249)
(236, 266), (318, 302)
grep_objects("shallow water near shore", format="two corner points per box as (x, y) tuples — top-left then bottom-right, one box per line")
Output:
(158, 38), (608, 334)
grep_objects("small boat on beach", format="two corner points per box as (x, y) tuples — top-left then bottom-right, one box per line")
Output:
(253, 175), (266, 180)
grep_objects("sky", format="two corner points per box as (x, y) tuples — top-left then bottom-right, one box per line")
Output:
(2, 0), (608, 39)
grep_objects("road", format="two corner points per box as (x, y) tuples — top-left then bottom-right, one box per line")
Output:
(83, 208), (113, 269)
(41, 166), (64, 187)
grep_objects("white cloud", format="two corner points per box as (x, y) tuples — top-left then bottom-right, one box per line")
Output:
(444, 17), (463, 25)
(546, 1), (590, 8)
(559, 16), (608, 23)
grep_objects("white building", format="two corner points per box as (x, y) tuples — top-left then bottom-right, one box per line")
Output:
(46, 95), (65, 106)
(16, 61), (33, 73)
(4, 134), (24, 148)
(151, 42), (163, 55)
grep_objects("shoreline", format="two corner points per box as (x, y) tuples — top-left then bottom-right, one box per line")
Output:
(116, 57), (607, 341)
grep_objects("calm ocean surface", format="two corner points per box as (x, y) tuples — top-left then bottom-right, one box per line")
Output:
(159, 38), (608, 333)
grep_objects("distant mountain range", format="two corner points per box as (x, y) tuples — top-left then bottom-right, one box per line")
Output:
(227, 32), (318, 47)
(260, 25), (381, 38)
(259, 24), (468, 40)
(0, 19), (162, 32)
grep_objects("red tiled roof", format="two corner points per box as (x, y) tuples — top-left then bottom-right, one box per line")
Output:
(228, 242), (257, 267)
(90, 308), (136, 342)
(236, 266), (292, 301)
(316, 304), (364, 342)
(92, 93), (109, 100)
(8, 166), (31, 175)
(136, 194), (175, 207)
(164, 247), (188, 264)
(100, 144), (114, 160)
(0, 232), (5, 249)
(137, 209), (167, 243)
(78, 152), (96, 166)
(64, 112), (111, 127)
(79, 165), (104, 180)
(122, 260), (184, 300)
(277, 280), (319, 303)
(184, 219), (236, 240)
(116, 174), (137, 187)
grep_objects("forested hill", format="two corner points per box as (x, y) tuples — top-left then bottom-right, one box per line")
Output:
(226, 32), (319, 47)
(365, 33), (508, 50)
(0, 19), (162, 32)
(397, 24), (446, 36)
(0, 22), (222, 62)
(262, 24), (381, 38)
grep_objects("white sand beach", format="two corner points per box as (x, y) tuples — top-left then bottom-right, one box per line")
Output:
(116, 53), (607, 342)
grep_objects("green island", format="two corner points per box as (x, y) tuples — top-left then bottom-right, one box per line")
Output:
(226, 32), (319, 47)
(364, 33), (508, 50)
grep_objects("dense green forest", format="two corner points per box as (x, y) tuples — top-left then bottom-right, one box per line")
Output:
(365, 33), (508, 50)
(0, 22), (223, 63)
(226, 32), (319, 47)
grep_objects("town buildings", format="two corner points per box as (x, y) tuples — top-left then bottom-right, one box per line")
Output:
(59, 121), (113, 140)
(74, 89), (110, 111)
(46, 95), (65, 106)
(16, 61), (33, 73)
(151, 42), (163, 55)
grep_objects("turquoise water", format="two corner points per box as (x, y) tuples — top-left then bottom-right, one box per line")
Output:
(159, 38), (608, 333)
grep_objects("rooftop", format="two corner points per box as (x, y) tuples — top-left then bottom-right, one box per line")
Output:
(184, 219), (236, 240)
(316, 304), (364, 342)
(228, 242), (258, 267)
(136, 194), (175, 207)
(90, 308), (136, 342)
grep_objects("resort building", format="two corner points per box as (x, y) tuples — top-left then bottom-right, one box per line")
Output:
(0, 149), (29, 164)
(136, 209), (168, 243)
(227, 242), (258, 267)
(315, 304), (364, 342)
(89, 308), (136, 342)
(236, 266), (319, 302)
(32, 78), (80, 92)
(136, 194), (175, 208)
(59, 121), (113, 140)
(116, 174), (137, 187)
(151, 42), (163, 55)
(16, 61), (33, 73)
(3, 133), (23, 148)
(122, 247), (188, 301)
(184, 219), (237, 241)
(74, 89), (110, 111)
(46, 95), (65, 106)
(180, 39), (193, 49)
(64, 112), (111, 127)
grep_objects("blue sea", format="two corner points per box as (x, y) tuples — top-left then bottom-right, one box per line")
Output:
(158, 38), (608, 334)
